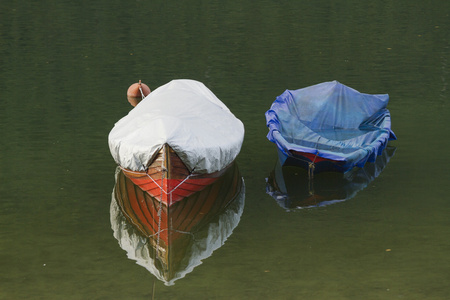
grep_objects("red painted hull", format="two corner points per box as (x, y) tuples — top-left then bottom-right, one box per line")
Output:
(123, 172), (223, 206)
(283, 149), (347, 173)
(121, 144), (228, 206)
(115, 163), (242, 246)
(291, 150), (332, 163)
(113, 162), (243, 281)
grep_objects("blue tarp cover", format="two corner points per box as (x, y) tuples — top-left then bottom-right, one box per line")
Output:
(265, 81), (397, 172)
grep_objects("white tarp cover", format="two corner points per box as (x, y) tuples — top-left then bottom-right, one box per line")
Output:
(108, 79), (244, 173)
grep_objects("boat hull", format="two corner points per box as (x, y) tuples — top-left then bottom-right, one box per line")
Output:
(278, 148), (347, 173)
(113, 162), (244, 283)
(266, 81), (397, 174)
(121, 144), (229, 206)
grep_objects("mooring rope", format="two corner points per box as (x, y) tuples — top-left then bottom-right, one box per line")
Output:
(136, 165), (195, 201)
(119, 166), (169, 196)
(156, 147), (165, 250)
(138, 80), (145, 99)
(126, 151), (203, 244)
(308, 152), (318, 195)
(286, 149), (318, 180)
(150, 148), (197, 248)
(169, 172), (194, 192)
(308, 151), (318, 180)
(122, 164), (196, 199)
(146, 228), (195, 239)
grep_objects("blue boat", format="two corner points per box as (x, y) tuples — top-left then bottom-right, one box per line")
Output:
(265, 81), (397, 174)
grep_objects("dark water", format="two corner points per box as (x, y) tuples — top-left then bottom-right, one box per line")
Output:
(1, 1), (449, 299)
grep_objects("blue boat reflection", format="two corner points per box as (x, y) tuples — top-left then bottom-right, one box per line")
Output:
(266, 146), (396, 210)
(110, 163), (245, 286)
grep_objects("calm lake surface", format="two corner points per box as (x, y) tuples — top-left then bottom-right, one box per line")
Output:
(1, 1), (449, 299)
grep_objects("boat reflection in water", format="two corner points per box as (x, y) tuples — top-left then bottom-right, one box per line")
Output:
(110, 163), (245, 286)
(266, 147), (396, 210)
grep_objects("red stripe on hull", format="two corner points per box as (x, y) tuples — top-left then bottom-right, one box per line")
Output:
(291, 150), (334, 163)
(127, 176), (220, 206)
(120, 144), (228, 206)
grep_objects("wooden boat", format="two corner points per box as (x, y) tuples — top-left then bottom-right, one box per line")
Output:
(266, 146), (396, 210)
(265, 81), (397, 174)
(120, 144), (230, 206)
(109, 79), (244, 206)
(111, 162), (244, 285)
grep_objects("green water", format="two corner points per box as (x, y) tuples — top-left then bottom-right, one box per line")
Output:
(1, 1), (449, 299)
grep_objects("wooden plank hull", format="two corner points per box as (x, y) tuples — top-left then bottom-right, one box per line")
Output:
(113, 162), (243, 283)
(121, 144), (229, 206)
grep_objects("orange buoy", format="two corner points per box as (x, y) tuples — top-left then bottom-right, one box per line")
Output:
(127, 80), (151, 107)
